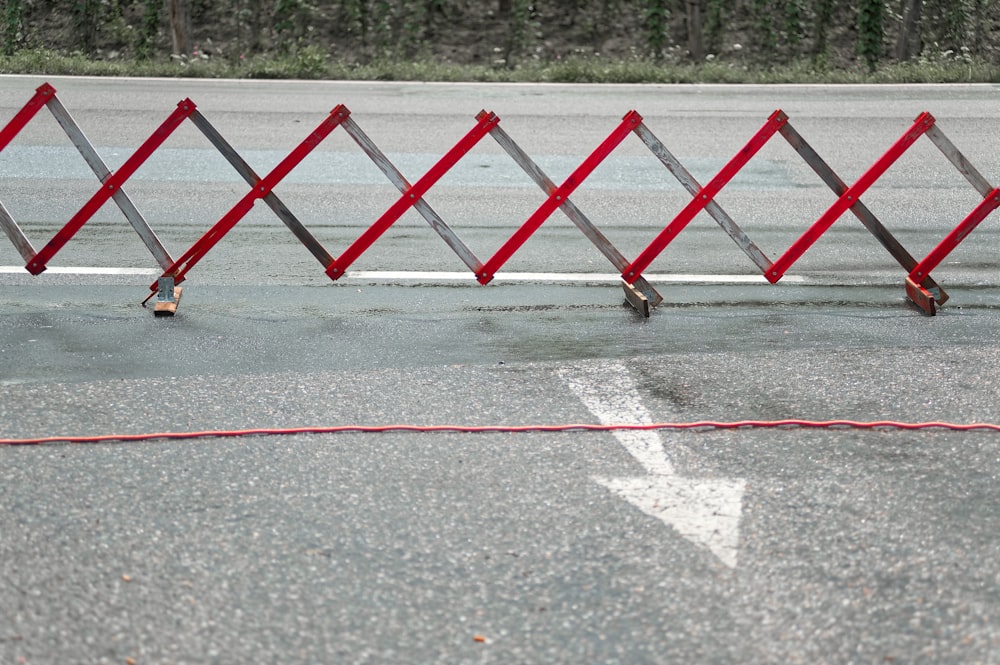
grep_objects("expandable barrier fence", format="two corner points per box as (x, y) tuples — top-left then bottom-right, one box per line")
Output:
(2, 82), (998, 317)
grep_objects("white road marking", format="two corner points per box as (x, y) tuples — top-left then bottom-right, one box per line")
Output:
(347, 271), (806, 284)
(1, 267), (804, 284)
(0, 266), (159, 275)
(0, 266), (807, 284)
(558, 361), (745, 569)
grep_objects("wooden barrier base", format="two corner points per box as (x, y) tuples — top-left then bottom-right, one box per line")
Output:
(905, 277), (936, 316)
(153, 287), (182, 317)
(623, 281), (651, 318)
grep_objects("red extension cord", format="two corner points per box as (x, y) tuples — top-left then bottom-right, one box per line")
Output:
(1, 419), (999, 446)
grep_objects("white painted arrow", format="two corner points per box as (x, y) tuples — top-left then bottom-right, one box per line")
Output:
(558, 361), (745, 568)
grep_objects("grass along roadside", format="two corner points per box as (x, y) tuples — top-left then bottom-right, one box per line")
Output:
(2, 47), (999, 84)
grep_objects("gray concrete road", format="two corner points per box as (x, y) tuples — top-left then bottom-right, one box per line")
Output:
(2, 77), (1000, 664)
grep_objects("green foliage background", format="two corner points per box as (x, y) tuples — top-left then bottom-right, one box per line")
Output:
(1, 0), (998, 80)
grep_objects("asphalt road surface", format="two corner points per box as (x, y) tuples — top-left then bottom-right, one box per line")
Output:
(2, 77), (1000, 664)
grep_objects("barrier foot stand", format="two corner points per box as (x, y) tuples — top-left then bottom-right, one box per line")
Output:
(623, 281), (651, 318)
(153, 276), (183, 317)
(905, 276), (936, 316)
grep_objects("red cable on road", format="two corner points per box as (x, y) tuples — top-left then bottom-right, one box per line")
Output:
(1, 419), (999, 446)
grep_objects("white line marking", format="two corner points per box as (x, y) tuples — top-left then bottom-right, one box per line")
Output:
(1, 267), (802, 284)
(0, 266), (159, 275)
(558, 360), (745, 569)
(347, 270), (806, 284)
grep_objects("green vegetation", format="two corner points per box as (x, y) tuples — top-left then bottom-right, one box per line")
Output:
(1, 0), (998, 83)
(857, 0), (885, 72)
(3, 46), (997, 83)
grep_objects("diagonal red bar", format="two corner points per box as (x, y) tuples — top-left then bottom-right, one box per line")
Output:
(765, 111), (936, 283)
(26, 98), (197, 275)
(325, 111), (501, 280)
(477, 110), (643, 285)
(622, 110), (788, 284)
(908, 187), (1000, 282)
(152, 105), (351, 290)
(0, 83), (56, 153)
